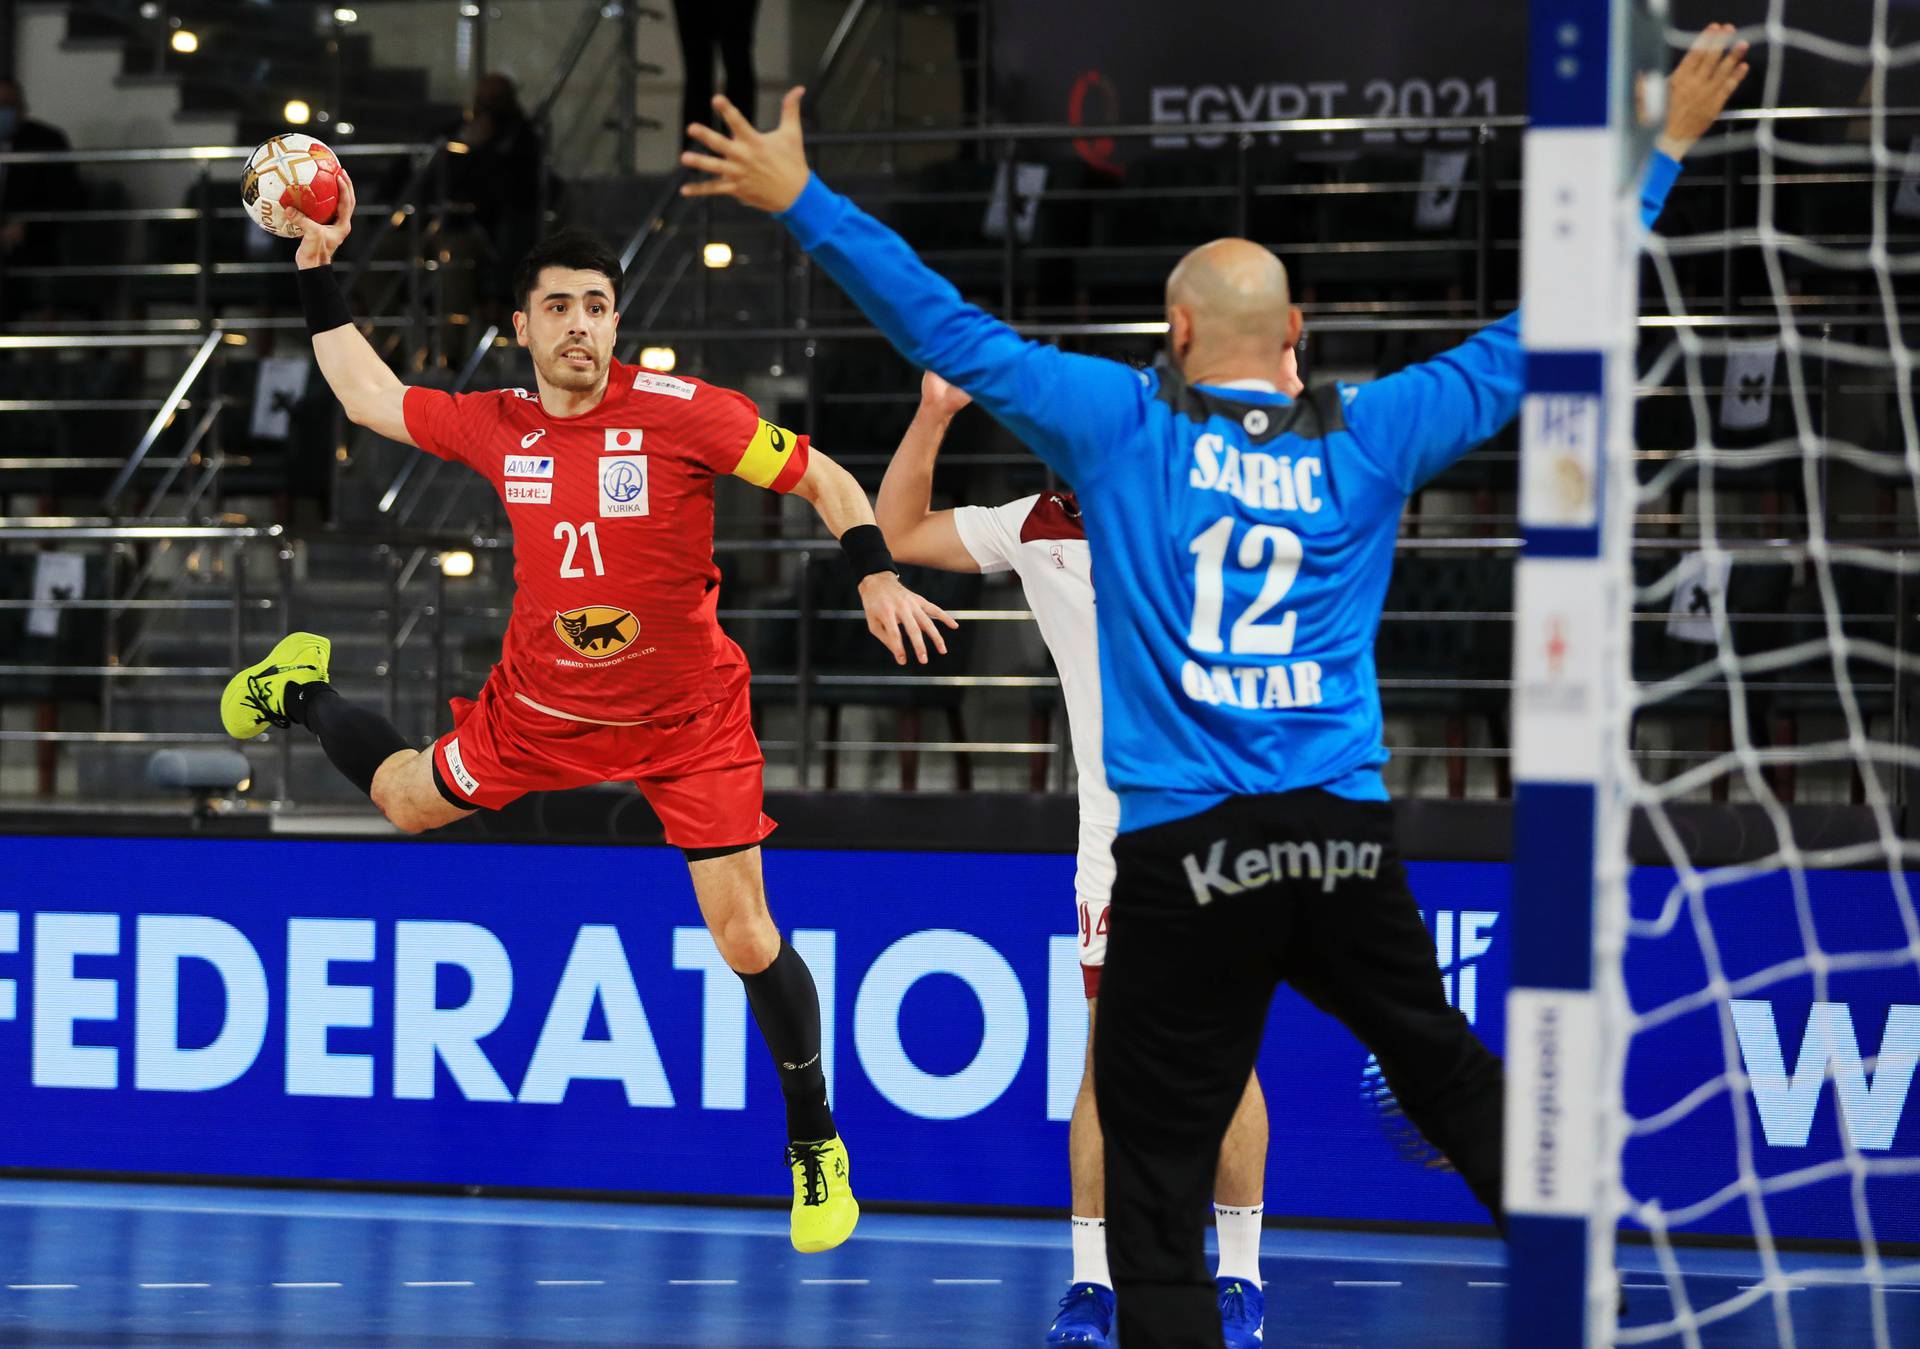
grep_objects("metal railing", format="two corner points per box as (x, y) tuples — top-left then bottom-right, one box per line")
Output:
(0, 141), (445, 331)
(0, 522), (1906, 809)
(0, 139), (464, 540)
(3, 98), (1914, 808)
(615, 105), (1920, 351)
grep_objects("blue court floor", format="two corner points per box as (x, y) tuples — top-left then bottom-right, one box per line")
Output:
(0, 1180), (1913, 1346)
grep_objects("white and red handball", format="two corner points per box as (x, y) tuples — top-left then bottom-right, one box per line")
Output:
(240, 133), (345, 238)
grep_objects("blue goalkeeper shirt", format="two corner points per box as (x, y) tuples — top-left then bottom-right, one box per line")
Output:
(781, 153), (1682, 834)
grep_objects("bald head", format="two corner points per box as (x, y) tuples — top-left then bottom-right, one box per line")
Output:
(1166, 238), (1292, 345)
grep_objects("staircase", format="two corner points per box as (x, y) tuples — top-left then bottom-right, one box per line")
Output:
(15, 3), (238, 206)
(21, 2), (461, 161)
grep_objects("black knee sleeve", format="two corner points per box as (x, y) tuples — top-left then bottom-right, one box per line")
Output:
(285, 682), (411, 798)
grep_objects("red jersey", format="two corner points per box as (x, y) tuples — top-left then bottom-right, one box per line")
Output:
(402, 361), (810, 722)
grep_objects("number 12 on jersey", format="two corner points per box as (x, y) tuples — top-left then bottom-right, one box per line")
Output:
(1187, 515), (1302, 655)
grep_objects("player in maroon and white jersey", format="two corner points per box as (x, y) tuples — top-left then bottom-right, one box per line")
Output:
(217, 175), (955, 1254)
(876, 373), (1271, 1348)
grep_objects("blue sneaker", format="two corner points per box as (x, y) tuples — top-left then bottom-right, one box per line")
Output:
(1046, 1281), (1116, 1347)
(1218, 1276), (1265, 1347)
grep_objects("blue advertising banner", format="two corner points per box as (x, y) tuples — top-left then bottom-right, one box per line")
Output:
(0, 837), (1914, 1242)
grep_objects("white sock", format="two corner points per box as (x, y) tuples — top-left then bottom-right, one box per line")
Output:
(1214, 1203), (1264, 1286)
(1070, 1215), (1111, 1290)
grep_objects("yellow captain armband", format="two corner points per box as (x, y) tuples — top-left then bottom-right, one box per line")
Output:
(730, 418), (809, 492)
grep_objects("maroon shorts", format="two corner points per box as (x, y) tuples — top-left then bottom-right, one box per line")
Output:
(431, 664), (775, 851)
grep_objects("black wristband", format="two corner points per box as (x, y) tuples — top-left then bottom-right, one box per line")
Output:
(297, 263), (354, 337)
(839, 524), (894, 579)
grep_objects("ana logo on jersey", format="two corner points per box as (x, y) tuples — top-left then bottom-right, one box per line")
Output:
(599, 454), (649, 518)
(504, 455), (553, 479)
(520, 428), (548, 450)
(552, 605), (638, 658)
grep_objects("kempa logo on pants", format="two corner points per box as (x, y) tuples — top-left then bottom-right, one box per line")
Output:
(1181, 837), (1384, 905)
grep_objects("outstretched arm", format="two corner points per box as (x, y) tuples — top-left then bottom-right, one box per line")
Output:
(1656, 23), (1751, 162)
(788, 445), (961, 666)
(286, 174), (415, 447)
(874, 373), (981, 573)
(1347, 23), (1750, 496)
(678, 89), (1144, 487)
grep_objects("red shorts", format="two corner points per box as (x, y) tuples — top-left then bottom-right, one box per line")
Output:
(431, 664), (775, 850)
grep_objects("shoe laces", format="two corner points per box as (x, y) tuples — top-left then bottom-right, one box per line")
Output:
(244, 660), (317, 730)
(1219, 1281), (1251, 1324)
(787, 1140), (832, 1207)
(243, 673), (289, 729)
(1054, 1283), (1105, 1318)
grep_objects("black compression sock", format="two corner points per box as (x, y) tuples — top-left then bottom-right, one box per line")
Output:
(740, 941), (835, 1143)
(284, 682), (411, 797)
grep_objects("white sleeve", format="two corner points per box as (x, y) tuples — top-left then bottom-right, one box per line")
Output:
(951, 496), (1038, 576)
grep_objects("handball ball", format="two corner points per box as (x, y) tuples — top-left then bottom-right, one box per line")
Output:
(241, 133), (344, 238)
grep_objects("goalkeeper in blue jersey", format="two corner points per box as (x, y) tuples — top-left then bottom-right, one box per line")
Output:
(685, 26), (1747, 1348)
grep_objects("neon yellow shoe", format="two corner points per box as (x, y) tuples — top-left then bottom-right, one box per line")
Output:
(220, 631), (331, 740)
(787, 1135), (859, 1253)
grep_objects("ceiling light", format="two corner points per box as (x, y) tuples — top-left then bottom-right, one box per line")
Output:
(702, 241), (733, 269)
(283, 99), (311, 125)
(169, 29), (199, 53)
(639, 346), (677, 372)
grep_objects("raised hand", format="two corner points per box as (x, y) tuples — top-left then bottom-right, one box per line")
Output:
(679, 86), (812, 213)
(919, 370), (973, 421)
(286, 168), (355, 270)
(858, 571), (958, 665)
(1660, 22), (1751, 160)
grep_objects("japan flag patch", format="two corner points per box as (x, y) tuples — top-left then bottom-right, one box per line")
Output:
(599, 454), (649, 518)
(604, 428), (643, 454)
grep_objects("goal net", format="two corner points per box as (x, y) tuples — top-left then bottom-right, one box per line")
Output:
(1619, 2), (1920, 1343)
(1511, 2), (1920, 1346)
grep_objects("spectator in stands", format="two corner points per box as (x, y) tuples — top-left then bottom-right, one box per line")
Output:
(675, 0), (758, 138)
(448, 73), (546, 314)
(0, 78), (82, 319)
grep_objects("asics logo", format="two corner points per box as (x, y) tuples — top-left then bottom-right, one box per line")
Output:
(520, 428), (547, 449)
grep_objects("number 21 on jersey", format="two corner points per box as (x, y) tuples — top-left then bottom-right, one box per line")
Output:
(555, 521), (605, 578)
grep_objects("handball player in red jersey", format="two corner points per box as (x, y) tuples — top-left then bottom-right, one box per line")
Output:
(218, 173), (956, 1253)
